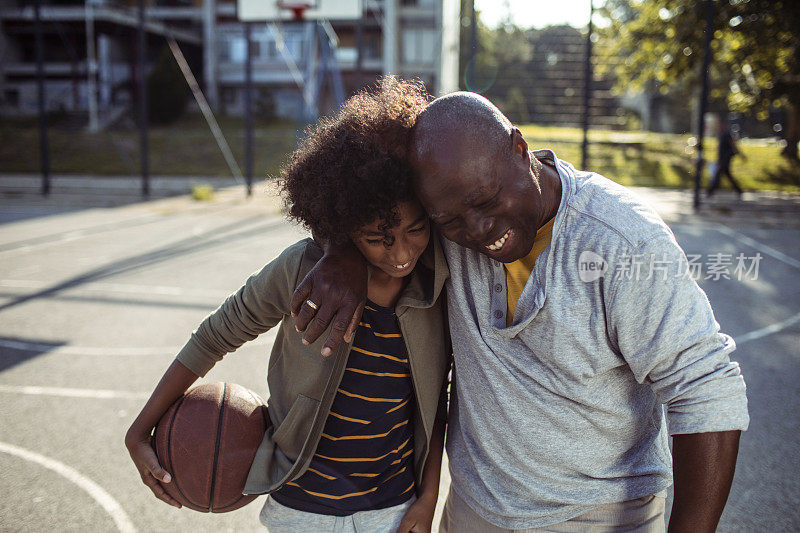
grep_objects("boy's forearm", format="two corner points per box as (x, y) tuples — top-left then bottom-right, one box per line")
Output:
(126, 359), (199, 440)
(417, 419), (446, 501)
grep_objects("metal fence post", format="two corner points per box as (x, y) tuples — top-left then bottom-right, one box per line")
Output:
(138, 0), (149, 197)
(581, 0), (594, 171)
(244, 22), (254, 197)
(694, 0), (714, 210)
(35, 0), (50, 196)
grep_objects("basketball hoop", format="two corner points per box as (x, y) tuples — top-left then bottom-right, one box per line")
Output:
(278, 1), (312, 21)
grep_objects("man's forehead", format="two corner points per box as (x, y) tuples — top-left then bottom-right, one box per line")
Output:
(422, 175), (497, 220)
(418, 144), (496, 183)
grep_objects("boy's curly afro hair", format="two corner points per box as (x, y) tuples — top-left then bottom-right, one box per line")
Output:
(279, 76), (431, 243)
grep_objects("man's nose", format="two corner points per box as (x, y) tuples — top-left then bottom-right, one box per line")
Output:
(464, 212), (494, 243)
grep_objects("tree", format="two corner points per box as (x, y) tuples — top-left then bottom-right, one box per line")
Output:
(598, 0), (800, 159)
(146, 45), (189, 125)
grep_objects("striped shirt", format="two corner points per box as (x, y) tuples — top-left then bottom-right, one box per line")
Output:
(271, 299), (416, 515)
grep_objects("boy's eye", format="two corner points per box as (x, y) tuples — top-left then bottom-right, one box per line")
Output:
(366, 238), (383, 245)
(409, 223), (428, 233)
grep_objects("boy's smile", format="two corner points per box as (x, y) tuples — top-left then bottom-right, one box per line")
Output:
(352, 201), (430, 279)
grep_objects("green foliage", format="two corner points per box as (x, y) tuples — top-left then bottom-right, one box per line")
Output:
(517, 124), (798, 192)
(146, 46), (189, 125)
(597, 0), (800, 156)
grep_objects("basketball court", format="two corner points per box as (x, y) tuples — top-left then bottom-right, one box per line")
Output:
(0, 182), (798, 532)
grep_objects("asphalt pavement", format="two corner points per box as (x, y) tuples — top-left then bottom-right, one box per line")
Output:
(0, 179), (798, 532)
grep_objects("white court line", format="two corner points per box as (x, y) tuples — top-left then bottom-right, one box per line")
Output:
(734, 311), (800, 346)
(708, 224), (800, 346)
(713, 225), (800, 270)
(0, 279), (232, 300)
(0, 330), (278, 356)
(0, 441), (137, 533)
(0, 385), (149, 399)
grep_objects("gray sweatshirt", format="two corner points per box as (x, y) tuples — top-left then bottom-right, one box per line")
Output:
(442, 150), (749, 529)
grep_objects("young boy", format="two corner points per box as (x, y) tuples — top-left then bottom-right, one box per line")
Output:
(125, 77), (450, 532)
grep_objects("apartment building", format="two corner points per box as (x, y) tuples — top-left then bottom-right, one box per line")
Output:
(0, 0), (459, 123)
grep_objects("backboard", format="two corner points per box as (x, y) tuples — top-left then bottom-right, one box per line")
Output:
(237, 0), (361, 21)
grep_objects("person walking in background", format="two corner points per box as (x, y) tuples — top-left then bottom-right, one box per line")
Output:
(708, 115), (746, 197)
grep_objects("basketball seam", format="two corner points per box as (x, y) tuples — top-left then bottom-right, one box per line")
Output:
(166, 394), (207, 510)
(213, 493), (251, 512)
(213, 388), (266, 512)
(208, 382), (227, 512)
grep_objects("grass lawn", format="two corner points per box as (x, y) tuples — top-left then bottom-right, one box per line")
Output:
(1, 114), (798, 192)
(0, 114), (299, 179)
(519, 124), (800, 193)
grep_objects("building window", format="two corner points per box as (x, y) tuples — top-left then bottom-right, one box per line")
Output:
(266, 40), (278, 59)
(230, 37), (247, 63)
(401, 29), (437, 65)
(218, 40), (231, 61)
(222, 87), (238, 106)
(4, 89), (19, 106)
(219, 32), (248, 63)
(362, 33), (381, 60)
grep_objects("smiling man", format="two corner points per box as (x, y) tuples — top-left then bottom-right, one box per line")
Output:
(292, 91), (749, 532)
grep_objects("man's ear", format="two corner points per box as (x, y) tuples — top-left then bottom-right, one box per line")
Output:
(511, 128), (529, 162)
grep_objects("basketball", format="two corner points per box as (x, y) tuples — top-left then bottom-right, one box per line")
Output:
(153, 382), (270, 512)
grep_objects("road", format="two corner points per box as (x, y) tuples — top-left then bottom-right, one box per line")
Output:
(0, 185), (798, 532)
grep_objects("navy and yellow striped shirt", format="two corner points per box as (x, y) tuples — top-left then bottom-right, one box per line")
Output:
(272, 299), (416, 515)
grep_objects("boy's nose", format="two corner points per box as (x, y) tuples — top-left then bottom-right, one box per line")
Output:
(389, 249), (413, 266)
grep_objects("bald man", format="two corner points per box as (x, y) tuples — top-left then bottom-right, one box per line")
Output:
(291, 92), (749, 532)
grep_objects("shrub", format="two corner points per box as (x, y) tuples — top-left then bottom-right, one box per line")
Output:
(147, 46), (189, 125)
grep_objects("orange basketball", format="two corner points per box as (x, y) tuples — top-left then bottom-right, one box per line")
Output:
(154, 382), (269, 512)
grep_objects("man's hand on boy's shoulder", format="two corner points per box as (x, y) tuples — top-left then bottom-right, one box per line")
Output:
(291, 241), (368, 356)
(395, 494), (437, 533)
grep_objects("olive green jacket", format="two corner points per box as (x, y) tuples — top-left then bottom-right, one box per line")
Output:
(176, 237), (451, 495)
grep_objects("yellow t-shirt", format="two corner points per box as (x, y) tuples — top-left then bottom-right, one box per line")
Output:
(504, 218), (554, 326)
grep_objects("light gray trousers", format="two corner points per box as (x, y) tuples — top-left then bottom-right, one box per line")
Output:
(260, 495), (416, 533)
(439, 487), (666, 533)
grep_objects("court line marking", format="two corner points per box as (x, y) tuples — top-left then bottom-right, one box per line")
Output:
(710, 224), (800, 345)
(673, 222), (800, 346)
(713, 225), (800, 270)
(0, 385), (149, 400)
(0, 279), (231, 300)
(0, 330), (277, 356)
(734, 311), (800, 346)
(0, 441), (137, 533)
